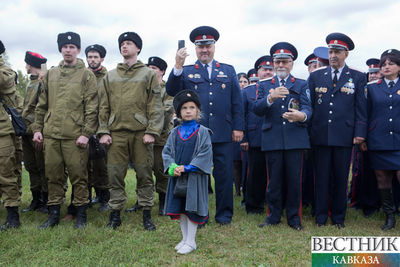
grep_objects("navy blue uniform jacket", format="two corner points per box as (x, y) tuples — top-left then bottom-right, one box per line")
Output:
(242, 82), (263, 148)
(166, 60), (244, 143)
(367, 79), (400, 150)
(308, 65), (367, 147)
(254, 75), (312, 151)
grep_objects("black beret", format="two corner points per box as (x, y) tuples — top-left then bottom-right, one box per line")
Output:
(190, 26), (219, 45)
(24, 51), (47, 69)
(173, 90), (201, 118)
(85, 44), (106, 58)
(147, 56), (167, 71)
(0, 40), (4, 54)
(270, 42), (298, 61)
(118, 32), (142, 54)
(57, 31), (81, 52)
(381, 49), (400, 59)
(326, 32), (354, 51)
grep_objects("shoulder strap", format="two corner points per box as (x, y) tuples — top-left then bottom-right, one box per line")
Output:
(35, 83), (42, 104)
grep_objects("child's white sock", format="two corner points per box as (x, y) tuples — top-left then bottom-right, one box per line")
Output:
(177, 218), (197, 254)
(175, 215), (187, 251)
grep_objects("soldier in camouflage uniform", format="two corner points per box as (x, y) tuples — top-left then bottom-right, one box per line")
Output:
(98, 32), (164, 230)
(21, 51), (48, 214)
(0, 40), (21, 230)
(125, 56), (173, 216)
(33, 32), (98, 229)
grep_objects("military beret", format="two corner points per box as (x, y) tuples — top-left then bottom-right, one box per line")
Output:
(85, 44), (106, 58)
(57, 31), (81, 52)
(270, 42), (298, 61)
(147, 56), (167, 71)
(190, 26), (219, 46)
(24, 51), (47, 69)
(304, 53), (318, 66)
(173, 90), (201, 118)
(0, 40), (4, 54)
(255, 55), (273, 70)
(366, 58), (380, 73)
(381, 49), (400, 59)
(247, 68), (259, 82)
(118, 32), (142, 54)
(326, 32), (354, 51)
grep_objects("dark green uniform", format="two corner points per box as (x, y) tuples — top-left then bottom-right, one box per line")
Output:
(33, 59), (98, 207)
(153, 81), (174, 194)
(88, 66), (108, 193)
(0, 57), (20, 208)
(98, 61), (163, 211)
(22, 75), (46, 196)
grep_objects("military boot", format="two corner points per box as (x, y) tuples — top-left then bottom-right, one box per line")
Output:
(74, 205), (87, 229)
(125, 200), (140, 213)
(22, 190), (42, 213)
(106, 210), (121, 230)
(98, 189), (110, 212)
(143, 210), (156, 231)
(158, 192), (166, 216)
(37, 192), (49, 214)
(38, 205), (60, 229)
(380, 189), (396, 230)
(0, 207), (20, 231)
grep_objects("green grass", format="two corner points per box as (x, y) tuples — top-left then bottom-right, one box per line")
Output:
(0, 169), (396, 266)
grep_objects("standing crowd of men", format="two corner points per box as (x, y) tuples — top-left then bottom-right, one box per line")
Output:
(0, 26), (399, 232)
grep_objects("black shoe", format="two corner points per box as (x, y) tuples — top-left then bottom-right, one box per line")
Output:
(22, 190), (42, 213)
(106, 210), (121, 230)
(334, 223), (345, 229)
(97, 189), (110, 212)
(143, 210), (156, 231)
(125, 201), (140, 213)
(0, 207), (20, 231)
(158, 192), (166, 216)
(363, 208), (376, 218)
(258, 221), (278, 228)
(74, 205), (87, 229)
(217, 221), (231, 226)
(37, 192), (49, 214)
(289, 224), (303, 231)
(38, 205), (60, 229)
(317, 223), (325, 227)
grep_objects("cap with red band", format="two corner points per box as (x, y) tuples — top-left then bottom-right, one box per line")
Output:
(190, 26), (219, 45)
(326, 32), (354, 51)
(270, 42), (298, 61)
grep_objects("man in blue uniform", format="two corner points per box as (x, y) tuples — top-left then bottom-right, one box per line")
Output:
(166, 26), (244, 225)
(241, 55), (274, 214)
(304, 47), (329, 73)
(247, 68), (259, 84)
(308, 33), (367, 228)
(256, 42), (312, 230)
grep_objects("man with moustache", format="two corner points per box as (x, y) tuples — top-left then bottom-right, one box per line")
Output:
(308, 33), (367, 228)
(33, 31), (98, 229)
(98, 32), (164, 230)
(21, 51), (48, 214)
(166, 26), (244, 225)
(241, 55), (274, 214)
(85, 44), (109, 212)
(255, 43), (311, 230)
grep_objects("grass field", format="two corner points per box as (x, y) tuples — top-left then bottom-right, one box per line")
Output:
(0, 169), (397, 266)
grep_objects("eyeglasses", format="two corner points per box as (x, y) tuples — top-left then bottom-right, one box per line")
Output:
(273, 59), (293, 65)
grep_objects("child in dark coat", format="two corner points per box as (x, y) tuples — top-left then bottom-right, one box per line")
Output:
(162, 90), (213, 255)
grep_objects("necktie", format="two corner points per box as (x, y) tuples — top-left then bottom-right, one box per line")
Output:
(389, 81), (395, 88)
(205, 64), (211, 79)
(280, 79), (285, 87)
(333, 69), (339, 88)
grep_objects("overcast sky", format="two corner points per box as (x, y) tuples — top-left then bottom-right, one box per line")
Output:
(1, 0), (399, 79)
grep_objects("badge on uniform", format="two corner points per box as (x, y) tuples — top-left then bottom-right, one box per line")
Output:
(194, 74), (201, 79)
(341, 78), (355, 94)
(288, 98), (300, 110)
(317, 94), (323, 104)
(217, 71), (227, 78)
(221, 84), (226, 89)
(315, 87), (327, 93)
(188, 74), (194, 78)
